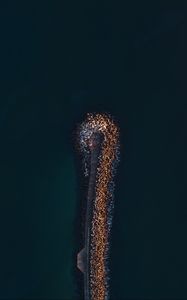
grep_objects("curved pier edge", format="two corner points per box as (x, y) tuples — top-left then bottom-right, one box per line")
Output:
(77, 247), (86, 274)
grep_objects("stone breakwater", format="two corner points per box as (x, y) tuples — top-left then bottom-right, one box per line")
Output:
(77, 113), (120, 300)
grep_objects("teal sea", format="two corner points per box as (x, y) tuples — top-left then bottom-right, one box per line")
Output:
(0, 2), (187, 300)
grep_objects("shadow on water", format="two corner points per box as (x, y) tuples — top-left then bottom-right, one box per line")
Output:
(70, 122), (88, 300)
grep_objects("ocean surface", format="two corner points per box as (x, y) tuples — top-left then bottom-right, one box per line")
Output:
(0, 2), (187, 299)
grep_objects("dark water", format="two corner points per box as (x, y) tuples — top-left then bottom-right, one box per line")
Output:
(0, 2), (187, 299)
